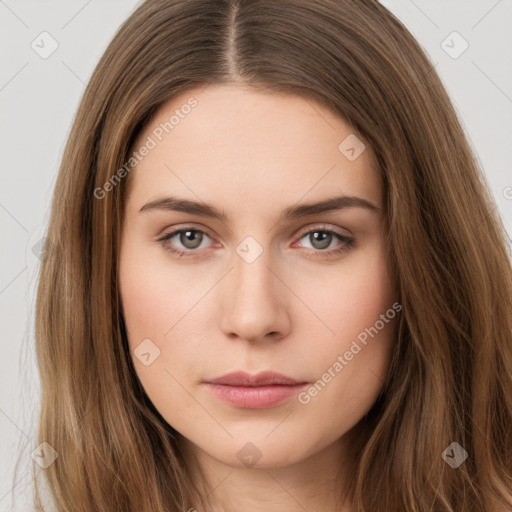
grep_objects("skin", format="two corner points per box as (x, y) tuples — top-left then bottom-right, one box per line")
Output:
(119, 83), (399, 512)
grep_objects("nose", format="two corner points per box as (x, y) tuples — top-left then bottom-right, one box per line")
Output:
(219, 248), (291, 344)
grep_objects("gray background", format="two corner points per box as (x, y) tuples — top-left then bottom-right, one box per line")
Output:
(1, 0), (511, 509)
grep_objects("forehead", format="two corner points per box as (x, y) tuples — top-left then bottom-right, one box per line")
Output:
(126, 84), (382, 215)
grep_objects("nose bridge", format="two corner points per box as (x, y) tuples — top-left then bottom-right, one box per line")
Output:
(234, 243), (274, 301)
(220, 236), (289, 341)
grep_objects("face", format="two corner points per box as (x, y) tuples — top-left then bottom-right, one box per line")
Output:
(118, 83), (398, 470)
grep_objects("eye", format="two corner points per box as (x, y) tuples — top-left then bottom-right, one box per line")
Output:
(157, 224), (355, 259)
(157, 227), (213, 257)
(294, 226), (355, 257)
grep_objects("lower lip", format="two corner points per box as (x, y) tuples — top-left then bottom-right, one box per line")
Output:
(205, 383), (307, 409)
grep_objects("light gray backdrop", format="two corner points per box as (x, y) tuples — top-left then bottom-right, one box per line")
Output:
(1, 0), (511, 510)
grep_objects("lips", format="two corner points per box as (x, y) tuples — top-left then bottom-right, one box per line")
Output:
(204, 371), (308, 409)
(206, 370), (305, 386)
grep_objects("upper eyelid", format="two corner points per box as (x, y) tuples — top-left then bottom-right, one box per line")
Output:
(159, 223), (215, 241)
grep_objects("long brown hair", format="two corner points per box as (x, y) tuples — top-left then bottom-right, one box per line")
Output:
(31, 0), (512, 510)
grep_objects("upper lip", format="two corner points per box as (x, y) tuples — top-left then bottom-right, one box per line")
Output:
(205, 371), (306, 386)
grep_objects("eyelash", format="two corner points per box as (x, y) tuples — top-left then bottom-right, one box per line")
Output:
(157, 224), (355, 259)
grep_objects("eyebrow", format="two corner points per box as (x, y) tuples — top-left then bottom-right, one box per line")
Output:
(139, 194), (381, 222)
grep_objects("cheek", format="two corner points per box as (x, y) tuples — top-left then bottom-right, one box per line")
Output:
(119, 239), (218, 387)
(120, 274), (171, 346)
(298, 239), (395, 348)
(294, 245), (396, 424)
(119, 243), (198, 345)
(118, 244), (206, 419)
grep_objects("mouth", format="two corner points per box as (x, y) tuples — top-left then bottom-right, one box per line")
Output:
(203, 371), (309, 409)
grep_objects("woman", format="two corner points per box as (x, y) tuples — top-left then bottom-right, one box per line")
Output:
(32, 0), (512, 510)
